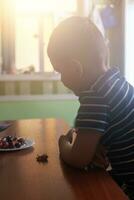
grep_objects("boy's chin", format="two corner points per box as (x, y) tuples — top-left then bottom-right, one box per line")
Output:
(72, 89), (81, 97)
(68, 86), (81, 97)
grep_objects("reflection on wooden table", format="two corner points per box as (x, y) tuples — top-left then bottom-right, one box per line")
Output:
(0, 119), (128, 200)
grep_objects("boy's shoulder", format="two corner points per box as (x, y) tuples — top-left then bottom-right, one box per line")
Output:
(91, 67), (120, 89)
(79, 67), (124, 104)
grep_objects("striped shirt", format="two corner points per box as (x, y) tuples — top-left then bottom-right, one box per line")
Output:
(75, 67), (134, 179)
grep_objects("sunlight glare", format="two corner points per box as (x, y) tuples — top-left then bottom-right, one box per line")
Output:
(15, 0), (76, 13)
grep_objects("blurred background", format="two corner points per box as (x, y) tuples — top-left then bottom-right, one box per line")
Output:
(0, 0), (133, 124)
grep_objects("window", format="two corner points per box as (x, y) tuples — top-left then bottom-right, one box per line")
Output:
(125, 0), (134, 86)
(2, 0), (77, 74)
(0, 0), (93, 99)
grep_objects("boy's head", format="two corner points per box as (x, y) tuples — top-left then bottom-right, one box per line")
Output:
(47, 16), (108, 96)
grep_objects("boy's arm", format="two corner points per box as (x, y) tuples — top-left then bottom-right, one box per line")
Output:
(91, 144), (109, 169)
(59, 129), (102, 169)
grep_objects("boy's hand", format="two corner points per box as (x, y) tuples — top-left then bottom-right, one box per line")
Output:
(58, 129), (103, 169)
(65, 128), (76, 143)
(59, 128), (76, 145)
(59, 129), (75, 147)
(58, 132), (72, 164)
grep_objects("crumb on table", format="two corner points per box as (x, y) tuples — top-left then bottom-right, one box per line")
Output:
(36, 154), (48, 163)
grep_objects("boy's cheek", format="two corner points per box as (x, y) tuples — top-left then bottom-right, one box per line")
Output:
(61, 74), (80, 94)
(61, 78), (73, 89)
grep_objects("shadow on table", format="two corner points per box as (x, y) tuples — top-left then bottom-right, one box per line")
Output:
(0, 147), (34, 156)
(59, 157), (103, 200)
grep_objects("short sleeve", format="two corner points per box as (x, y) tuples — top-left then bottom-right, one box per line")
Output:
(74, 92), (110, 134)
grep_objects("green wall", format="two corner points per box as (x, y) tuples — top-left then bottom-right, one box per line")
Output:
(0, 99), (79, 126)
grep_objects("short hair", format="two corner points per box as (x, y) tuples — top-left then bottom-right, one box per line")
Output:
(47, 16), (107, 66)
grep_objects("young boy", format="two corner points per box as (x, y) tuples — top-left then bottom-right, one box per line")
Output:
(47, 16), (134, 199)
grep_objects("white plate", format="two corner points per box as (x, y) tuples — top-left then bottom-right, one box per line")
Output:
(0, 139), (35, 152)
(0, 123), (13, 132)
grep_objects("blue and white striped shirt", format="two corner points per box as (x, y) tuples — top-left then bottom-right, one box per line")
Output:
(75, 67), (134, 178)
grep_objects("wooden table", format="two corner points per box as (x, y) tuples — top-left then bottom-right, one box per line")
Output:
(0, 119), (128, 200)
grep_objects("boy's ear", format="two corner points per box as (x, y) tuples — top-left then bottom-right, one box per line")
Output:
(71, 59), (83, 77)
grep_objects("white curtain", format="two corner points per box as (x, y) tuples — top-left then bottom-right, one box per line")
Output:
(125, 2), (134, 86)
(0, 0), (15, 73)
